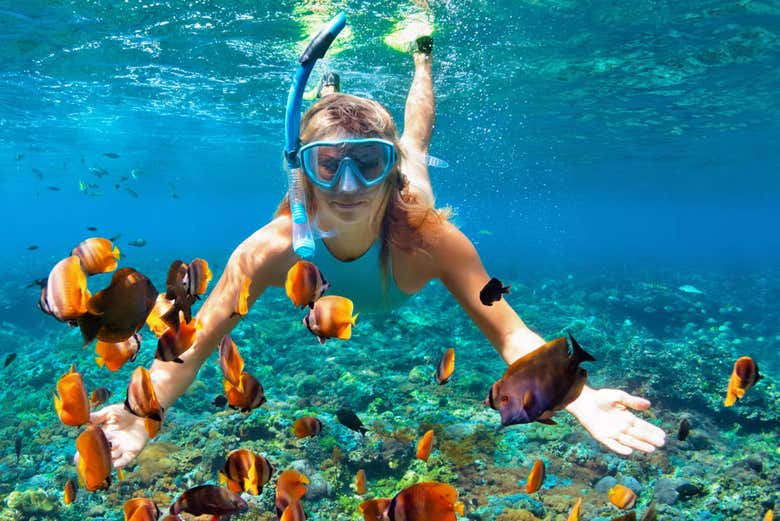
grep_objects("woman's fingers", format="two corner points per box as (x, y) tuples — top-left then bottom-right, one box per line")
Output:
(602, 437), (633, 456)
(114, 451), (136, 469)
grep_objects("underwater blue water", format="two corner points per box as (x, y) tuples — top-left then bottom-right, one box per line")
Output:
(0, 1), (779, 519)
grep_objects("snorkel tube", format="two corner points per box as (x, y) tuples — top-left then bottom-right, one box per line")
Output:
(284, 12), (347, 258)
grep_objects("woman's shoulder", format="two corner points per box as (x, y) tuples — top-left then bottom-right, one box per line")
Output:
(229, 215), (298, 286)
(392, 219), (471, 285)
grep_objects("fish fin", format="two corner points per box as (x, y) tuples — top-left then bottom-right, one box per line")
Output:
(116, 467), (125, 481)
(318, 336), (327, 345)
(536, 417), (557, 425)
(567, 333), (596, 362)
(336, 324), (352, 340)
(502, 284), (511, 294)
(426, 154), (450, 168)
(78, 313), (102, 347)
(454, 501), (465, 516)
(53, 393), (63, 416)
(173, 357), (184, 364)
(522, 390), (534, 410)
(351, 312), (359, 325)
(723, 392), (736, 407)
(94, 356), (104, 368)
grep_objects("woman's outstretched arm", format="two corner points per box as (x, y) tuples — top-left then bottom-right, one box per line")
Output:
(431, 222), (666, 455)
(89, 217), (296, 467)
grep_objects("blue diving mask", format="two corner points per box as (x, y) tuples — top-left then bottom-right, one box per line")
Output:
(299, 138), (396, 191)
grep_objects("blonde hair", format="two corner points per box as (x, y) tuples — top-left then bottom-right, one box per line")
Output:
(275, 93), (450, 284)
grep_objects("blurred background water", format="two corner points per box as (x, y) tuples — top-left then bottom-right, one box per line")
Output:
(2, 0), (778, 283)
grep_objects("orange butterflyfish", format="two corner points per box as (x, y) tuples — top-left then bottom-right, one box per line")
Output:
(293, 416), (323, 439)
(384, 482), (464, 521)
(285, 260), (329, 308)
(233, 276), (251, 316)
(567, 497), (582, 521)
(78, 267), (157, 346)
(359, 498), (391, 521)
(416, 429), (435, 462)
(53, 365), (90, 427)
(223, 371), (266, 412)
(219, 448), (275, 496)
(280, 500), (306, 521)
(63, 478), (77, 505)
(71, 237), (120, 275)
(75, 425), (112, 492)
(89, 387), (112, 408)
(146, 293), (175, 337)
(302, 295), (357, 344)
(39, 255), (91, 323)
(608, 484), (638, 509)
(355, 469), (367, 495)
(724, 356), (761, 407)
(435, 347), (455, 384)
(218, 335), (245, 388)
(187, 258), (212, 297)
(525, 459), (546, 494)
(124, 366), (164, 436)
(154, 311), (201, 363)
(94, 333), (141, 371)
(123, 497), (160, 521)
(275, 470), (309, 517)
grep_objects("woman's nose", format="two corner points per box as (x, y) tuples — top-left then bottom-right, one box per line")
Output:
(335, 162), (361, 193)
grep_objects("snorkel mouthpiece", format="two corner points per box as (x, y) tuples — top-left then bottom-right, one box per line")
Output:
(284, 12), (347, 258)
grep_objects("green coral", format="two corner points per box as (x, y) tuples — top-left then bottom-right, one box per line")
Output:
(5, 488), (58, 514)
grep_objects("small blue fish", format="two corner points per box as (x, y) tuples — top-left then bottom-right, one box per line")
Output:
(426, 154), (449, 169)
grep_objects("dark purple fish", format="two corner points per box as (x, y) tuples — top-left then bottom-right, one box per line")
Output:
(677, 418), (690, 441)
(86, 226), (98, 231)
(4, 353), (17, 367)
(103, 152), (120, 159)
(337, 408), (368, 436)
(170, 485), (247, 517)
(77, 267), (157, 346)
(128, 239), (147, 247)
(479, 277), (510, 306)
(47, 186), (61, 191)
(27, 245), (38, 251)
(485, 333), (595, 426)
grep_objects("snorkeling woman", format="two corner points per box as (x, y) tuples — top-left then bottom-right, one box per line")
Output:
(89, 35), (665, 469)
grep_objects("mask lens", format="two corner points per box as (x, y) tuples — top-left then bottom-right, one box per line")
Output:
(343, 142), (390, 181)
(302, 145), (344, 185)
(300, 139), (395, 189)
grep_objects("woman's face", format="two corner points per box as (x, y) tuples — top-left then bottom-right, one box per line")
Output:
(307, 134), (391, 228)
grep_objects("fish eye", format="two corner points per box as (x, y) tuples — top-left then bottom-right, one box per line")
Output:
(500, 395), (509, 404)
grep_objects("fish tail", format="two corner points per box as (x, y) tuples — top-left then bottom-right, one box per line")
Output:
(502, 284), (511, 294)
(568, 333), (596, 362)
(723, 393), (736, 407)
(351, 312), (359, 325)
(53, 393), (62, 416)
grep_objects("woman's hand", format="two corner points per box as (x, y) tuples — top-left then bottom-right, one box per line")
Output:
(88, 404), (149, 468)
(566, 386), (666, 456)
